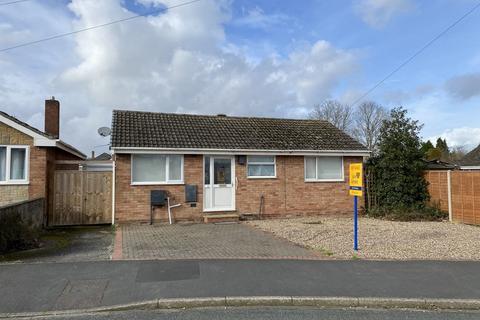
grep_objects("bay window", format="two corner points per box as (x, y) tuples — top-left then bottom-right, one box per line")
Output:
(131, 154), (183, 184)
(305, 156), (344, 181)
(247, 155), (276, 178)
(0, 145), (29, 184)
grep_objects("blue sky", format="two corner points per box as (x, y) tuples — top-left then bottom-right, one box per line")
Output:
(0, 0), (479, 153)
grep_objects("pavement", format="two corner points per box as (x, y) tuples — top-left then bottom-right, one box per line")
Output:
(118, 223), (319, 260)
(1, 259), (480, 315)
(25, 307), (480, 320)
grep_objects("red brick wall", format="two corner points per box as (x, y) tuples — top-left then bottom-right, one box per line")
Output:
(0, 121), (83, 207)
(0, 122), (47, 204)
(236, 156), (361, 217)
(114, 153), (362, 223)
(114, 154), (204, 223)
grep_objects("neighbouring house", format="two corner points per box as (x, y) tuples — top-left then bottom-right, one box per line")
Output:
(457, 144), (480, 170)
(424, 159), (458, 171)
(0, 98), (86, 208)
(111, 110), (370, 223)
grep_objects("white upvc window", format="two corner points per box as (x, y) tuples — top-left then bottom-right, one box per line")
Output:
(0, 145), (29, 185)
(131, 154), (184, 185)
(305, 156), (344, 182)
(247, 155), (276, 178)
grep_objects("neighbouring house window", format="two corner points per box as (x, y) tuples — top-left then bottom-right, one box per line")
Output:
(0, 146), (29, 184)
(247, 155), (276, 178)
(131, 154), (183, 184)
(305, 156), (343, 181)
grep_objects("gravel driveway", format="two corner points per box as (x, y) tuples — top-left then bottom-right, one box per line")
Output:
(247, 217), (480, 260)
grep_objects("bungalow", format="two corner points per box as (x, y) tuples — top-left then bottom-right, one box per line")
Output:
(111, 110), (370, 223)
(0, 98), (86, 207)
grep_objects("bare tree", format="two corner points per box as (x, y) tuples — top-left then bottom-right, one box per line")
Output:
(309, 100), (353, 132)
(352, 101), (388, 152)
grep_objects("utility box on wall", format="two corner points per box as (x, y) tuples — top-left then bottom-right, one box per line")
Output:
(237, 155), (247, 165)
(151, 190), (167, 206)
(185, 185), (197, 203)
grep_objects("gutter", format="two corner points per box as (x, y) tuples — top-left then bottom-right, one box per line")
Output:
(111, 147), (371, 157)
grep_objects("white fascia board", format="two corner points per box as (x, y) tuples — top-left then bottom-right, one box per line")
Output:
(34, 138), (56, 147)
(460, 166), (480, 170)
(111, 147), (371, 157)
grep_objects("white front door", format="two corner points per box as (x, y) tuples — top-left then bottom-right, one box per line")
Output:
(204, 156), (235, 212)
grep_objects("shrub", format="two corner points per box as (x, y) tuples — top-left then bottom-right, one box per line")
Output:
(367, 205), (448, 222)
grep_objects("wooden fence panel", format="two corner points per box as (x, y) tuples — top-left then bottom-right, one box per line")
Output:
(425, 171), (449, 212)
(83, 172), (112, 225)
(49, 170), (112, 226)
(426, 170), (480, 226)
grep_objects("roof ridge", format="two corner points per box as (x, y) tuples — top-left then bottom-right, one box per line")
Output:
(112, 109), (330, 123)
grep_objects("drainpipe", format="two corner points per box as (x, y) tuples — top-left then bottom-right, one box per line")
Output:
(112, 155), (116, 225)
(447, 170), (452, 222)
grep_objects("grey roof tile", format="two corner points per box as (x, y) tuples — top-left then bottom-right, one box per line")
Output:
(111, 110), (367, 151)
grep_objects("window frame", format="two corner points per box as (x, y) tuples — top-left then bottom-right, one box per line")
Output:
(0, 145), (30, 185)
(130, 154), (184, 185)
(304, 156), (344, 182)
(247, 155), (277, 179)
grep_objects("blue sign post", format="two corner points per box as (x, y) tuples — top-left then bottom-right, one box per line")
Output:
(354, 195), (358, 251)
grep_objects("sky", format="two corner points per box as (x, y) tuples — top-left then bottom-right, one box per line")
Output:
(0, 0), (480, 155)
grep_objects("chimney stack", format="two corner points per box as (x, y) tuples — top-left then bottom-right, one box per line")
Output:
(45, 97), (60, 138)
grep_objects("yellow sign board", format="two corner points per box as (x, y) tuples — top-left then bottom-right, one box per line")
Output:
(349, 163), (363, 196)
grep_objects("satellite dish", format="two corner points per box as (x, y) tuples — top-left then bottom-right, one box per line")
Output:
(98, 127), (111, 137)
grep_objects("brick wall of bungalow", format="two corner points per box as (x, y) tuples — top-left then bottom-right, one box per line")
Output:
(0, 122), (45, 206)
(114, 153), (362, 223)
(0, 122), (82, 207)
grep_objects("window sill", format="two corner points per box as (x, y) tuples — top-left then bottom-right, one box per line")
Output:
(0, 181), (30, 186)
(131, 181), (184, 186)
(203, 208), (236, 213)
(247, 176), (277, 179)
(305, 179), (345, 183)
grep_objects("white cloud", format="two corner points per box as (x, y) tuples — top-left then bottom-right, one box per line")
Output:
(354, 0), (414, 28)
(0, 0), (358, 154)
(233, 6), (291, 29)
(428, 127), (480, 151)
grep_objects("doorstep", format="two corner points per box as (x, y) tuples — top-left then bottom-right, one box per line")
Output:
(203, 213), (240, 223)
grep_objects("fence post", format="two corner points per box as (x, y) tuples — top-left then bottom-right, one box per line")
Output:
(447, 170), (452, 222)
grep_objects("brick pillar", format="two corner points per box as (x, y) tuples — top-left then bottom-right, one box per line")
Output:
(45, 97), (60, 138)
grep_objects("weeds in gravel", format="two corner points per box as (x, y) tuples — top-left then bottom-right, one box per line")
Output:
(318, 247), (334, 257)
(303, 221), (323, 225)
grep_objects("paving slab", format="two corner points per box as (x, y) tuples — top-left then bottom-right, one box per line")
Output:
(120, 223), (319, 260)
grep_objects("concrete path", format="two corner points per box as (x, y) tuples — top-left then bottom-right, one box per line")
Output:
(0, 226), (114, 264)
(1, 259), (480, 314)
(117, 223), (319, 260)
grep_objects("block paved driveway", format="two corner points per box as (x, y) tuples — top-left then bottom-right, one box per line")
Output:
(118, 223), (320, 260)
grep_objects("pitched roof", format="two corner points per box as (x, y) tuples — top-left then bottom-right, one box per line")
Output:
(0, 110), (53, 139)
(424, 159), (458, 170)
(111, 110), (367, 152)
(0, 110), (86, 159)
(458, 144), (480, 166)
(94, 152), (112, 161)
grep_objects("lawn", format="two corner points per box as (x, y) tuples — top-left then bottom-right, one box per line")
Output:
(246, 217), (480, 260)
